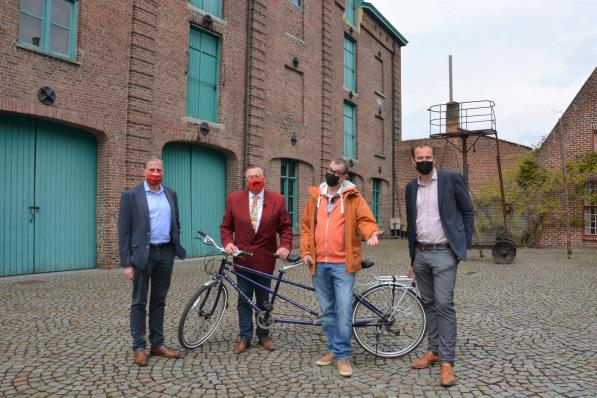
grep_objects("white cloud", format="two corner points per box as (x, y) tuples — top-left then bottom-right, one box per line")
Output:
(371, 0), (597, 145)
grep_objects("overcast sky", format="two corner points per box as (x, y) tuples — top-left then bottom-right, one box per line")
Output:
(372, 0), (597, 146)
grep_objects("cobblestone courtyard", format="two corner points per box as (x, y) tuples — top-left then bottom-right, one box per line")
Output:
(1, 240), (595, 397)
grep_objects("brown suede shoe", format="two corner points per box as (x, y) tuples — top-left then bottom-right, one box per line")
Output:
(440, 363), (457, 386)
(316, 352), (335, 366)
(150, 346), (181, 359)
(234, 339), (250, 354)
(337, 359), (353, 377)
(258, 337), (274, 351)
(411, 351), (440, 369)
(133, 350), (148, 366)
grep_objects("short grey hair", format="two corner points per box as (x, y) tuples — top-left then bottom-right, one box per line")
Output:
(330, 158), (349, 175)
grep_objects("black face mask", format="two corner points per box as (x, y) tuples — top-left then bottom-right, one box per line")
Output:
(325, 172), (340, 187)
(416, 161), (434, 175)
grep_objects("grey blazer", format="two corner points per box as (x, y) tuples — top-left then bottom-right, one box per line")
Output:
(405, 169), (474, 264)
(118, 183), (186, 270)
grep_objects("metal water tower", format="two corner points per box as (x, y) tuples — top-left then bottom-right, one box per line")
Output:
(427, 56), (517, 264)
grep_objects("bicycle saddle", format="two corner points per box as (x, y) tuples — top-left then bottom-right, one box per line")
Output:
(361, 258), (375, 269)
(286, 253), (301, 263)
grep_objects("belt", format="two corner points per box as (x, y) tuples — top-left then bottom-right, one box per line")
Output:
(416, 242), (450, 252)
(149, 242), (172, 250)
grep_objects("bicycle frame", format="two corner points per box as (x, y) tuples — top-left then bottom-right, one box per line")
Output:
(181, 231), (426, 357)
(208, 256), (417, 329)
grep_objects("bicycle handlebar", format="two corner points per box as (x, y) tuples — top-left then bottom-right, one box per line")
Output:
(196, 230), (253, 257)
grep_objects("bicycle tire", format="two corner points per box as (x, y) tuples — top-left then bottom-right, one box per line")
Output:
(178, 280), (228, 349)
(352, 283), (426, 358)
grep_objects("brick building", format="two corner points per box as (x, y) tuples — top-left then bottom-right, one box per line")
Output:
(534, 67), (597, 248)
(0, 0), (407, 276)
(395, 137), (531, 238)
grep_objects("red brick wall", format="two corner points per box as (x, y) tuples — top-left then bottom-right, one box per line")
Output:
(0, 0), (406, 268)
(0, 0), (133, 267)
(535, 67), (597, 248)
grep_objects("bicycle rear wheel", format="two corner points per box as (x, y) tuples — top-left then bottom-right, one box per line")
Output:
(178, 280), (228, 349)
(352, 283), (426, 358)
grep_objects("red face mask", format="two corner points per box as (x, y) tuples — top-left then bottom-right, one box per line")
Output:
(146, 173), (163, 187)
(247, 177), (265, 194)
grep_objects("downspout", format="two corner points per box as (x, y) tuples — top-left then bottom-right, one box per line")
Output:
(391, 38), (397, 219)
(242, 0), (252, 176)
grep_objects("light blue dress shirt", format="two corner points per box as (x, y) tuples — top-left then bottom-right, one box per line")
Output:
(144, 181), (172, 244)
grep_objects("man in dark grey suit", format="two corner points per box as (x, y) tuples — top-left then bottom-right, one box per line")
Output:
(118, 158), (186, 366)
(405, 144), (474, 387)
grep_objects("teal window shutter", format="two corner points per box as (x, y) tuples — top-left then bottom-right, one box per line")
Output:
(343, 35), (356, 91)
(345, 0), (356, 26)
(288, 0), (302, 7)
(343, 102), (356, 159)
(372, 179), (381, 223)
(190, 0), (222, 18)
(18, 0), (79, 60)
(187, 28), (220, 122)
(280, 159), (298, 231)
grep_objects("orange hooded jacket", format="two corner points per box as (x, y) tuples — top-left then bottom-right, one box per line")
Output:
(300, 181), (378, 276)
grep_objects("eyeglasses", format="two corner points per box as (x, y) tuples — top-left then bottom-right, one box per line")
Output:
(326, 168), (346, 177)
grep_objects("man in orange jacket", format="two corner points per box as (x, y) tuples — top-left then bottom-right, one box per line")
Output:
(300, 158), (380, 377)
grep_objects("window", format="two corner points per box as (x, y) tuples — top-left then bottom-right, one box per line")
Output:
(18, 0), (79, 60)
(584, 181), (597, 236)
(190, 0), (221, 18)
(187, 28), (219, 122)
(343, 35), (356, 92)
(345, 0), (356, 26)
(343, 102), (356, 158)
(593, 126), (597, 151)
(372, 179), (381, 223)
(281, 159), (298, 231)
(288, 0), (302, 7)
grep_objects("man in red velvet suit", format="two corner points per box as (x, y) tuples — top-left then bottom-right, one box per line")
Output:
(220, 165), (293, 354)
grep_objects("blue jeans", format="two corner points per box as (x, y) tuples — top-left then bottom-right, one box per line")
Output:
(236, 272), (271, 342)
(312, 262), (355, 360)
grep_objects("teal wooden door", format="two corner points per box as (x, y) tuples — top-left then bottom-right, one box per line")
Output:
(34, 121), (96, 273)
(0, 115), (96, 276)
(162, 143), (226, 257)
(0, 116), (35, 276)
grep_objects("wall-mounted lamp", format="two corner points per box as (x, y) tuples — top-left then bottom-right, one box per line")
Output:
(203, 14), (213, 29)
(378, 166), (382, 174)
(292, 56), (300, 68)
(290, 132), (298, 145)
(199, 121), (210, 136)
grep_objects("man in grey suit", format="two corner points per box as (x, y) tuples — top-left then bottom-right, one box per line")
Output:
(405, 144), (474, 387)
(118, 158), (186, 366)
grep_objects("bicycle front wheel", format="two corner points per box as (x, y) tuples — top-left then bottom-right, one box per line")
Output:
(178, 280), (228, 349)
(352, 283), (426, 358)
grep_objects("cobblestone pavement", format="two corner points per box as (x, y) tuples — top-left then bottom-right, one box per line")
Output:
(1, 240), (595, 397)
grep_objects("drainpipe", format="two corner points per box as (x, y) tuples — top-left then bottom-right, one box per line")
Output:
(391, 38), (397, 219)
(242, 0), (252, 178)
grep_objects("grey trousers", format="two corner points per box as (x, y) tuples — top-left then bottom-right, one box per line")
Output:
(413, 248), (458, 364)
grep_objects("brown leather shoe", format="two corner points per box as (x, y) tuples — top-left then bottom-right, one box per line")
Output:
(411, 351), (440, 369)
(259, 337), (274, 351)
(133, 350), (148, 366)
(150, 345), (181, 359)
(440, 363), (457, 386)
(234, 339), (250, 354)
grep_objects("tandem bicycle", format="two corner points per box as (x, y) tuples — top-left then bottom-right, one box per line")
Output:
(178, 230), (427, 358)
